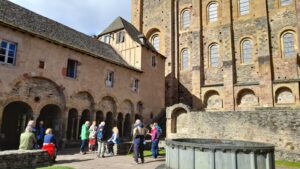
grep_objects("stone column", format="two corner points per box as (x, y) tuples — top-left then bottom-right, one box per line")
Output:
(296, 0), (300, 51)
(76, 115), (81, 140)
(71, 118), (75, 140)
(221, 0), (235, 111)
(256, 0), (273, 107)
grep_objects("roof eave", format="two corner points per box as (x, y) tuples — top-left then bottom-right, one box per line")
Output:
(0, 21), (143, 73)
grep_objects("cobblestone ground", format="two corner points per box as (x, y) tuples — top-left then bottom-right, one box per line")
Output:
(53, 148), (165, 169)
(53, 148), (292, 169)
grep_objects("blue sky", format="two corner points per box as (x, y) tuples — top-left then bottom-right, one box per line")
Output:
(8, 0), (131, 35)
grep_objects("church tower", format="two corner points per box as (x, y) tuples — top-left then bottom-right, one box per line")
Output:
(131, 0), (143, 32)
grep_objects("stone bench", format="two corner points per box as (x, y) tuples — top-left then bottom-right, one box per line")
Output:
(0, 150), (52, 169)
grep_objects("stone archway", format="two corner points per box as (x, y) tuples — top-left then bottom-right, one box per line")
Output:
(237, 89), (258, 107)
(117, 113), (124, 137)
(104, 112), (113, 140)
(1, 101), (33, 150)
(96, 111), (104, 126)
(135, 114), (141, 121)
(67, 108), (78, 140)
(275, 87), (295, 104)
(124, 113), (132, 138)
(204, 90), (223, 110)
(171, 108), (188, 134)
(78, 109), (91, 139)
(38, 104), (62, 138)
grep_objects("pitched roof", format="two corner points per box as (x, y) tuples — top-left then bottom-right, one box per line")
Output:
(0, 0), (141, 72)
(99, 17), (159, 54)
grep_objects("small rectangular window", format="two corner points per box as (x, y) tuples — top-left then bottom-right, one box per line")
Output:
(39, 61), (45, 69)
(116, 31), (125, 43)
(104, 35), (111, 43)
(106, 71), (114, 87)
(66, 59), (78, 78)
(132, 79), (139, 92)
(151, 56), (156, 67)
(0, 40), (17, 65)
(281, 0), (292, 6)
(240, 0), (250, 15)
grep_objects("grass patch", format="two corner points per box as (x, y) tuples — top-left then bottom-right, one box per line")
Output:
(128, 149), (166, 157)
(276, 160), (300, 168)
(36, 166), (74, 169)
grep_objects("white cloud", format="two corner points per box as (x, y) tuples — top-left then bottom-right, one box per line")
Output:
(8, 0), (131, 35)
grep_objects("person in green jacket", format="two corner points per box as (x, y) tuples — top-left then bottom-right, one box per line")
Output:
(80, 121), (90, 154)
(19, 126), (36, 150)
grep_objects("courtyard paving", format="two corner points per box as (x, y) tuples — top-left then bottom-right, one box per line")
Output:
(52, 148), (292, 169)
(53, 148), (165, 169)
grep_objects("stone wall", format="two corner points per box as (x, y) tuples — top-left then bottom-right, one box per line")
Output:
(167, 104), (300, 161)
(0, 150), (52, 169)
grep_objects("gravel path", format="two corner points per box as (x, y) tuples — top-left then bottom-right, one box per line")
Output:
(53, 148), (165, 169)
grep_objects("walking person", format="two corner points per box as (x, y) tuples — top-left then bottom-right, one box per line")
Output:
(96, 122), (106, 158)
(42, 128), (57, 162)
(132, 119), (148, 164)
(150, 124), (159, 159)
(88, 121), (97, 152)
(107, 127), (120, 156)
(80, 121), (90, 154)
(19, 125), (36, 150)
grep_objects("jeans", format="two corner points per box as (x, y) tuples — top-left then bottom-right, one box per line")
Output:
(134, 143), (144, 163)
(80, 139), (88, 152)
(151, 140), (159, 158)
(97, 141), (106, 157)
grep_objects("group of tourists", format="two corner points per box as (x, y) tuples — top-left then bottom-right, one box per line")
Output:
(18, 118), (162, 164)
(19, 120), (57, 162)
(79, 120), (120, 158)
(132, 120), (161, 164)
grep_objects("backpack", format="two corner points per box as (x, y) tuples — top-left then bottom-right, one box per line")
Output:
(97, 130), (104, 141)
(156, 126), (162, 138)
(115, 137), (120, 144)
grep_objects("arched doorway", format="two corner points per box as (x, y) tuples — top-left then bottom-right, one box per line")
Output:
(1, 101), (33, 150)
(78, 109), (91, 139)
(135, 114), (141, 121)
(104, 112), (113, 139)
(96, 111), (104, 126)
(124, 114), (132, 138)
(67, 109), (78, 140)
(117, 113), (123, 137)
(38, 104), (62, 138)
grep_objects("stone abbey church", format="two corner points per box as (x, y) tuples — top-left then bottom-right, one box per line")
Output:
(131, 0), (300, 111)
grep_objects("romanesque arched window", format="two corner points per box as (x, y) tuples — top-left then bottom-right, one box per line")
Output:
(209, 44), (219, 67)
(181, 48), (189, 70)
(240, 0), (250, 15)
(208, 2), (218, 22)
(241, 39), (253, 64)
(281, 0), (292, 6)
(152, 34), (160, 52)
(282, 32), (295, 58)
(182, 9), (191, 29)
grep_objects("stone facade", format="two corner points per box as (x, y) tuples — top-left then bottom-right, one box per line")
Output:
(0, 0), (165, 150)
(167, 104), (300, 161)
(132, 0), (300, 111)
